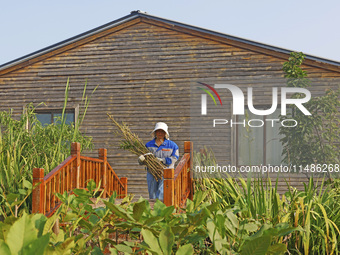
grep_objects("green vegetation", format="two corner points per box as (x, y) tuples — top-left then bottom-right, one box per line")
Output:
(194, 148), (340, 255)
(1, 54), (340, 254)
(1, 174), (339, 254)
(0, 180), (298, 255)
(279, 52), (340, 167)
(0, 80), (93, 219)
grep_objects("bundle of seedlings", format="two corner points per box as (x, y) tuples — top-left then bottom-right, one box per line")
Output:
(107, 114), (164, 180)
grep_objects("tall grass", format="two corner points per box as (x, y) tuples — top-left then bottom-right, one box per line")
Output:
(193, 147), (340, 254)
(0, 80), (94, 218)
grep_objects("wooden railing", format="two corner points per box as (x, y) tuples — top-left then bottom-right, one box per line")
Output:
(32, 142), (127, 216)
(164, 141), (193, 208)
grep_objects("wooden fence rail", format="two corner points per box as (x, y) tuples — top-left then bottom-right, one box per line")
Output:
(32, 142), (128, 216)
(164, 141), (193, 207)
(32, 141), (193, 216)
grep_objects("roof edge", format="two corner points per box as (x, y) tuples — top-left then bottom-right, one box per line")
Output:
(137, 13), (340, 67)
(1, 11), (340, 73)
(0, 11), (140, 71)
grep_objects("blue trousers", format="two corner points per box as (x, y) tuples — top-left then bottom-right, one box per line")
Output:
(146, 171), (164, 200)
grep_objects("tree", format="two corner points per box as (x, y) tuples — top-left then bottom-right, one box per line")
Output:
(279, 52), (340, 170)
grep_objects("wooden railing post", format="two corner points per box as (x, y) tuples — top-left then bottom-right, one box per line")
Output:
(184, 141), (194, 200)
(99, 148), (107, 198)
(120, 177), (128, 198)
(164, 168), (174, 207)
(32, 168), (45, 214)
(71, 142), (81, 189)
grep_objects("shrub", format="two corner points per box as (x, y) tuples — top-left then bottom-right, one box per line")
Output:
(0, 80), (94, 218)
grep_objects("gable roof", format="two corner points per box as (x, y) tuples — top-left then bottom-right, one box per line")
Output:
(1, 10), (340, 75)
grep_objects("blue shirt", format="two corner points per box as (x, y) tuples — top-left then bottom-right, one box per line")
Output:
(145, 139), (179, 168)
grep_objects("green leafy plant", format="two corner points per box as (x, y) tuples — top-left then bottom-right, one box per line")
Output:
(0, 79), (94, 218)
(193, 146), (340, 254)
(0, 179), (308, 255)
(0, 213), (50, 255)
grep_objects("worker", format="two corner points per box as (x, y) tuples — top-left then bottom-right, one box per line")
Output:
(138, 122), (179, 201)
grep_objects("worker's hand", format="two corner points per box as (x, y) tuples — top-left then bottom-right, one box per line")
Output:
(156, 157), (166, 164)
(138, 155), (146, 165)
(139, 155), (145, 162)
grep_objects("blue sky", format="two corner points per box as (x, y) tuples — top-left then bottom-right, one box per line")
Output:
(1, 0), (340, 65)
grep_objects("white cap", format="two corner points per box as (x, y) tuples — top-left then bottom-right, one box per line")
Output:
(152, 122), (169, 137)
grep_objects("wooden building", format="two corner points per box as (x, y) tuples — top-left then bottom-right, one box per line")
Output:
(1, 11), (339, 197)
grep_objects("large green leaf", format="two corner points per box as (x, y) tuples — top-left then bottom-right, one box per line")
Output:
(226, 211), (239, 229)
(185, 198), (194, 212)
(224, 218), (236, 235)
(23, 179), (32, 189)
(104, 201), (135, 221)
(87, 180), (97, 193)
(246, 224), (272, 241)
(175, 244), (194, 255)
(91, 246), (104, 255)
(109, 247), (118, 255)
(62, 213), (78, 222)
(51, 229), (65, 243)
(144, 215), (165, 226)
(206, 219), (217, 241)
(159, 226), (174, 255)
(0, 240), (11, 255)
(193, 190), (208, 210)
(73, 188), (92, 198)
(89, 214), (100, 225)
(266, 243), (287, 255)
(152, 200), (167, 216)
(5, 213), (38, 254)
(141, 228), (161, 253)
(240, 235), (271, 255)
(160, 205), (175, 218)
(43, 213), (58, 236)
(0, 222), (11, 240)
(94, 207), (106, 218)
(243, 223), (259, 232)
(21, 233), (50, 255)
(132, 200), (146, 221)
(31, 213), (47, 237)
(59, 237), (75, 253)
(114, 244), (133, 254)
(207, 219), (226, 253)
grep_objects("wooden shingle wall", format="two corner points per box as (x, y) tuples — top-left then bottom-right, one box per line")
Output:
(1, 19), (339, 197)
